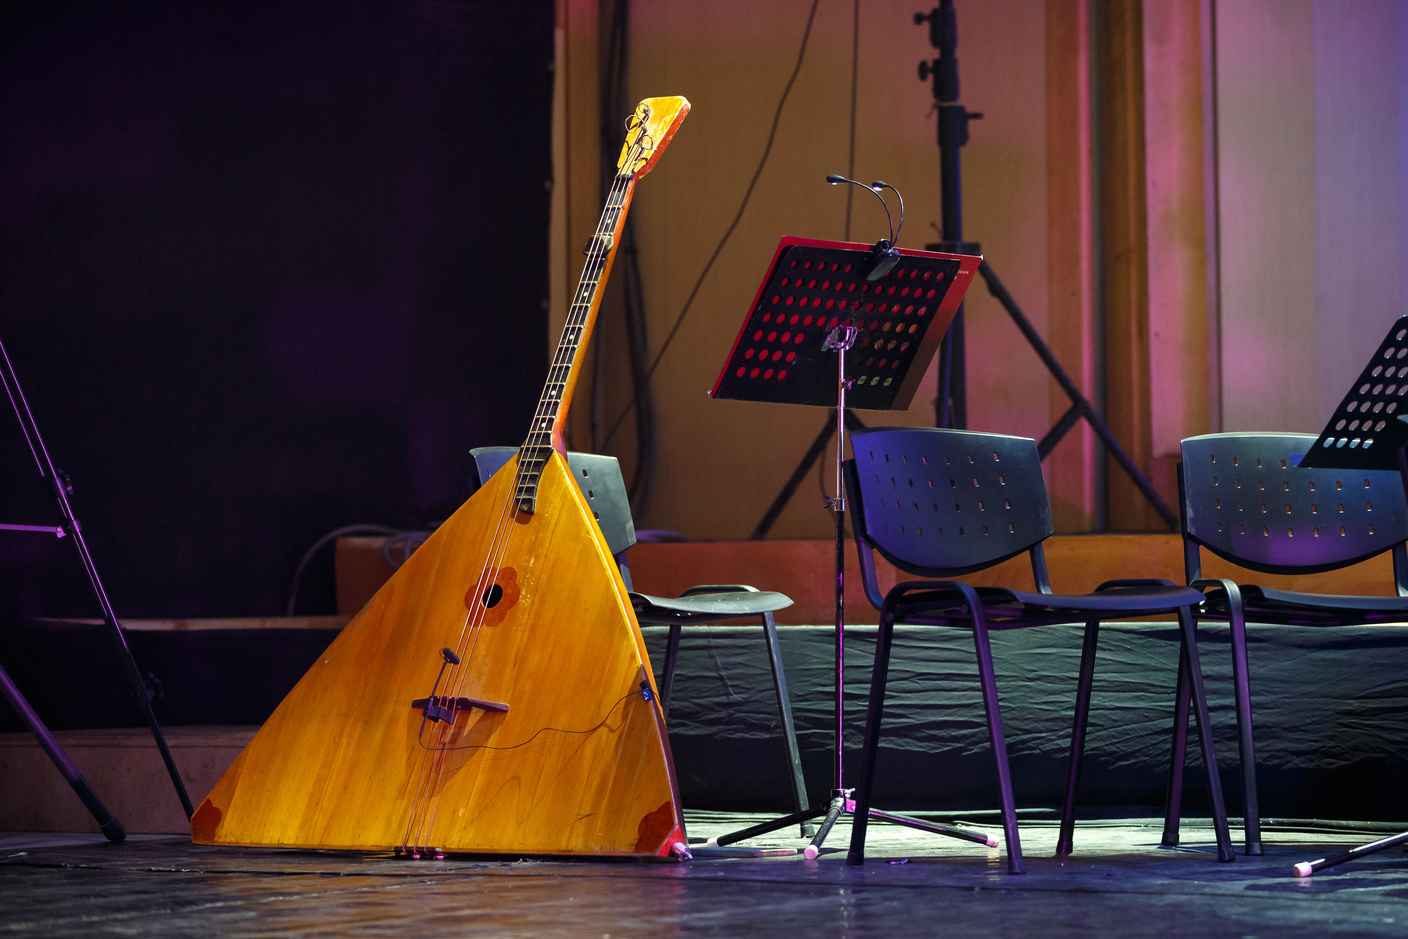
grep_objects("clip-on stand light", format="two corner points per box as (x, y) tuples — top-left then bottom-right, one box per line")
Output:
(1290, 315), (1408, 877)
(0, 337), (194, 838)
(704, 178), (998, 857)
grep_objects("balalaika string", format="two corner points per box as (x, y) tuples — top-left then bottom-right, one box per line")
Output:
(396, 107), (655, 858)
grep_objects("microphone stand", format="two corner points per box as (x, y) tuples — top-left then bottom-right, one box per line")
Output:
(916, 1), (1175, 526)
(0, 337), (193, 826)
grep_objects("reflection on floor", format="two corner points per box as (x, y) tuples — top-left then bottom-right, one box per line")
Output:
(3, 813), (1406, 937)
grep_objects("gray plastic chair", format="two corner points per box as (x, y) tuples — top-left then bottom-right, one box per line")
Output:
(471, 447), (810, 822)
(1170, 432), (1408, 856)
(843, 426), (1234, 873)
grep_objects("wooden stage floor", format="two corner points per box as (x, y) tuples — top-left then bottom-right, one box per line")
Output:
(3, 813), (1406, 937)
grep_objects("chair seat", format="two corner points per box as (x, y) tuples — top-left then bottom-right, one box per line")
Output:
(1199, 584), (1408, 624)
(633, 583), (811, 836)
(469, 446), (811, 830)
(630, 589), (793, 625)
(887, 582), (1204, 626)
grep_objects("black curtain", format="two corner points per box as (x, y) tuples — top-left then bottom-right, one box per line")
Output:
(0, 1), (553, 619)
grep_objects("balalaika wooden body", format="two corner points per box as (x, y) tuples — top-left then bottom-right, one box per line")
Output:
(192, 96), (691, 857)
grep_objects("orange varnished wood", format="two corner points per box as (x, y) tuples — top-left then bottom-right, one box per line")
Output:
(192, 451), (683, 855)
(617, 95), (689, 180)
(193, 96), (691, 857)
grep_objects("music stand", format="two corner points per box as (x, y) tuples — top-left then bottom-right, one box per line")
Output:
(1290, 315), (1408, 876)
(704, 236), (997, 857)
(0, 337), (194, 837)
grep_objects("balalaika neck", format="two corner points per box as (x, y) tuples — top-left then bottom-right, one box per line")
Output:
(514, 170), (636, 513)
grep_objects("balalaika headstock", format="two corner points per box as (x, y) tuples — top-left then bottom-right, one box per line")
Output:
(615, 96), (691, 181)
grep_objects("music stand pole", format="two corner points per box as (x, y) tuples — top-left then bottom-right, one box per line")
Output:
(829, 327), (852, 796)
(0, 337), (194, 820)
(804, 326), (859, 858)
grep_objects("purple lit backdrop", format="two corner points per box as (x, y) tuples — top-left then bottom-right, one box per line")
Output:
(0, 1), (552, 618)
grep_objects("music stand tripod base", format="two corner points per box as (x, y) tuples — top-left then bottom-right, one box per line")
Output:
(708, 236), (987, 856)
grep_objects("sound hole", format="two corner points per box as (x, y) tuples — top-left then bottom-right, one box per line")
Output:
(464, 566), (519, 625)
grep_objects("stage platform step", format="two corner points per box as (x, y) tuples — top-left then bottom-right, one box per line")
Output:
(0, 726), (253, 835)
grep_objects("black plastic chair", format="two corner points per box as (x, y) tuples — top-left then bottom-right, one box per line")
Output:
(843, 426), (1234, 873)
(470, 447), (811, 822)
(1167, 432), (1408, 856)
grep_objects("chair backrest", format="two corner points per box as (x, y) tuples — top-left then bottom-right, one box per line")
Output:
(1179, 432), (1408, 579)
(847, 426), (1054, 580)
(470, 447), (637, 559)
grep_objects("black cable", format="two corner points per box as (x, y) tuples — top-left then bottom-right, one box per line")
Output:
(284, 523), (399, 616)
(843, 0), (860, 240)
(592, 0), (631, 452)
(602, 0), (824, 449)
(591, 0), (656, 515)
(417, 688), (644, 753)
(382, 531), (432, 570)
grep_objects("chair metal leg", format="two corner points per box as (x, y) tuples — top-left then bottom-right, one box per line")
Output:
(1227, 608), (1262, 856)
(1177, 606), (1236, 862)
(760, 611), (813, 836)
(659, 623), (682, 715)
(846, 611), (896, 866)
(1057, 619), (1100, 856)
(970, 607), (1025, 874)
(1161, 642), (1192, 847)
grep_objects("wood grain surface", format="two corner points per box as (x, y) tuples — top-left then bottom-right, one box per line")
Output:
(193, 452), (683, 856)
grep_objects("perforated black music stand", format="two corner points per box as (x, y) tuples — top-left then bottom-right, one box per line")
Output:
(1291, 315), (1408, 876)
(1298, 316), (1408, 473)
(705, 236), (993, 856)
(710, 237), (972, 411)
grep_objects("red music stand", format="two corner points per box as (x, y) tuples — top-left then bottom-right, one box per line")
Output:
(706, 236), (990, 856)
(710, 236), (971, 411)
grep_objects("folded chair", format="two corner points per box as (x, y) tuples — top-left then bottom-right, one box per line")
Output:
(471, 447), (811, 823)
(1166, 432), (1408, 856)
(844, 426), (1234, 873)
